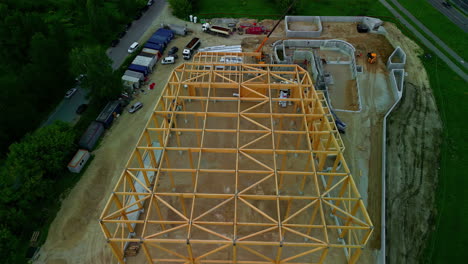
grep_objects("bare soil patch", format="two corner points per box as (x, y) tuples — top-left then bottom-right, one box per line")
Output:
(288, 21), (319, 31)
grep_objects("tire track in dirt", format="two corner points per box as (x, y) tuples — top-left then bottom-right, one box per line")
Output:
(386, 82), (442, 264)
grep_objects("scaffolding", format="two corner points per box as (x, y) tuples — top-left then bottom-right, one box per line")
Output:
(100, 52), (373, 264)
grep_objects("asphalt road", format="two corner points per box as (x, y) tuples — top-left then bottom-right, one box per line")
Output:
(43, 0), (168, 127)
(388, 0), (467, 70)
(427, 0), (468, 33)
(453, 0), (468, 13)
(41, 87), (89, 127)
(108, 0), (168, 69)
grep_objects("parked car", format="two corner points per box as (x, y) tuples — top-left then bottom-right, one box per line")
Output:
(111, 39), (120, 47)
(161, 56), (176, 65)
(65, 88), (77, 99)
(76, 104), (88, 114)
(147, 0), (154, 6)
(128, 102), (143, 113)
(141, 5), (149, 12)
(168, 46), (179, 55)
(128, 42), (139, 53)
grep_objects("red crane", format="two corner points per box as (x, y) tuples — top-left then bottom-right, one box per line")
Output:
(255, 0), (298, 58)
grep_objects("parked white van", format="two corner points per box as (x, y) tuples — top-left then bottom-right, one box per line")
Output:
(128, 42), (139, 53)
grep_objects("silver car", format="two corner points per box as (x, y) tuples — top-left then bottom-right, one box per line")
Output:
(65, 88), (77, 98)
(128, 102), (143, 113)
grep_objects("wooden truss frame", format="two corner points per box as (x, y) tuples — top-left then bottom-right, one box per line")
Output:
(100, 53), (373, 264)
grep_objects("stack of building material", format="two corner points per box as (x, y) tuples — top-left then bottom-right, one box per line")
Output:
(198, 45), (242, 53)
(124, 242), (140, 257)
(167, 24), (187, 35)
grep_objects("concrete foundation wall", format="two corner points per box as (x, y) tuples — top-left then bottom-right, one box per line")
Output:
(387, 46), (407, 70)
(285, 16), (384, 38)
(285, 16), (322, 38)
(274, 39), (362, 113)
(292, 50), (318, 81)
(282, 39), (357, 79)
(389, 69), (405, 98)
(380, 47), (406, 264)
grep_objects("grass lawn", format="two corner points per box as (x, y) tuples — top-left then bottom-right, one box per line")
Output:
(398, 0), (468, 61)
(195, 0), (393, 18)
(421, 55), (468, 262)
(299, 0), (392, 17)
(195, 0), (279, 17)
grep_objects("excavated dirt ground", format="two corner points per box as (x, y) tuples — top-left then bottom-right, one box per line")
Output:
(383, 24), (442, 264)
(288, 21), (319, 31)
(34, 8), (439, 264)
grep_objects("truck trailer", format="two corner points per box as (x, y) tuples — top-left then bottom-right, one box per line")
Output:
(183, 37), (201, 60)
(202, 23), (231, 37)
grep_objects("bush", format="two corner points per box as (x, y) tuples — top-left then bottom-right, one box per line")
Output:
(169, 0), (193, 19)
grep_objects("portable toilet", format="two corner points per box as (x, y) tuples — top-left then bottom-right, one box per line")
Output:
(67, 149), (91, 173)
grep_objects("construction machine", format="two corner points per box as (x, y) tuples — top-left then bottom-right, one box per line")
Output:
(255, 0), (298, 63)
(367, 52), (377, 64)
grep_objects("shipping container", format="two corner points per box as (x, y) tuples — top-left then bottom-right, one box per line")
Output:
(142, 48), (162, 58)
(144, 42), (164, 53)
(155, 28), (174, 39)
(96, 101), (122, 128)
(122, 75), (141, 90)
(124, 70), (145, 81)
(149, 35), (169, 46)
(68, 149), (91, 173)
(128, 64), (149, 76)
(139, 52), (155, 58)
(79, 121), (105, 150)
(132, 55), (157, 70)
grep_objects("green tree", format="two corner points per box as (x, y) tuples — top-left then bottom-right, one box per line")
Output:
(168, 0), (193, 19)
(0, 226), (20, 263)
(0, 121), (75, 245)
(0, 122), (75, 191)
(70, 46), (122, 102)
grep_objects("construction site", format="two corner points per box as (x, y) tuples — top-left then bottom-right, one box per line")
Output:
(35, 6), (443, 264)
